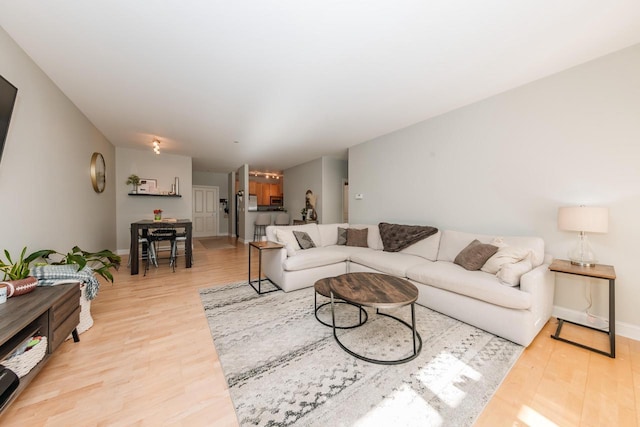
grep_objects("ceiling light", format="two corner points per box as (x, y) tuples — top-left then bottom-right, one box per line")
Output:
(152, 138), (160, 154)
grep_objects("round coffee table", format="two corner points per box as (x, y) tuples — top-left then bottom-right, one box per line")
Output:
(314, 278), (367, 329)
(329, 272), (422, 365)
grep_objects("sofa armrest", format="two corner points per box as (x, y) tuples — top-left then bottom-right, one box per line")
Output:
(261, 246), (287, 287)
(520, 261), (555, 323)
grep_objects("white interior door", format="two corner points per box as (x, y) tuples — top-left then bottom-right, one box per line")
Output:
(193, 186), (219, 238)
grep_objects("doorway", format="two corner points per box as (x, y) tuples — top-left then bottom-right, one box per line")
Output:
(192, 185), (219, 238)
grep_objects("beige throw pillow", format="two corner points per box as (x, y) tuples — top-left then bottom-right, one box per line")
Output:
(481, 245), (532, 274)
(454, 239), (499, 271)
(497, 259), (533, 286)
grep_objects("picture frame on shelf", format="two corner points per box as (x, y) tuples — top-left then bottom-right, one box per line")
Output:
(138, 178), (157, 194)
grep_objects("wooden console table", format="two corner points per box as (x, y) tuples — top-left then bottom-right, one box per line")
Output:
(0, 284), (80, 415)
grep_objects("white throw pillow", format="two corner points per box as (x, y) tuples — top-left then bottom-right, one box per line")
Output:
(275, 229), (300, 256)
(496, 259), (533, 286)
(481, 245), (532, 274)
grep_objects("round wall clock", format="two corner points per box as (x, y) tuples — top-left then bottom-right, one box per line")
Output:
(90, 152), (106, 193)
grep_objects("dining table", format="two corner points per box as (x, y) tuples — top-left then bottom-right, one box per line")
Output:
(129, 219), (193, 275)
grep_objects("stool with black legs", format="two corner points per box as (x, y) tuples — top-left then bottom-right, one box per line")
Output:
(254, 213), (271, 241)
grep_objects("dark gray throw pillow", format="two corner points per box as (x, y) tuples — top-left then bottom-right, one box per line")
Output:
(454, 239), (499, 271)
(337, 227), (348, 245)
(346, 228), (368, 248)
(293, 231), (316, 250)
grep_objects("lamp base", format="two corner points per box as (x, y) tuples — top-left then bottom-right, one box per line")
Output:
(568, 232), (598, 267)
(569, 259), (597, 267)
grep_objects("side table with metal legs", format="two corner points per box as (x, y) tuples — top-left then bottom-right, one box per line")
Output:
(248, 241), (283, 294)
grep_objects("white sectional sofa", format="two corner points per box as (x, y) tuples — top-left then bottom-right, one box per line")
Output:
(263, 222), (555, 347)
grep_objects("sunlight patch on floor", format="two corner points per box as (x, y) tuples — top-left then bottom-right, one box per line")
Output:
(353, 383), (442, 427)
(415, 351), (482, 408)
(517, 405), (558, 427)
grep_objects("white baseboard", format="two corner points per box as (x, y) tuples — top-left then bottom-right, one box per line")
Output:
(552, 305), (640, 342)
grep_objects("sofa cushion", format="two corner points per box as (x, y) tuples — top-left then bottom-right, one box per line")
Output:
(346, 228), (368, 247)
(407, 261), (532, 310)
(267, 224), (322, 253)
(454, 240), (499, 271)
(400, 230), (441, 261)
(282, 247), (348, 271)
(318, 223), (348, 247)
(274, 229), (301, 256)
(437, 229), (545, 268)
(293, 231), (316, 250)
(350, 251), (426, 278)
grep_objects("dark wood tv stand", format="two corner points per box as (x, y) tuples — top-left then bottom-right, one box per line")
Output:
(0, 284), (80, 415)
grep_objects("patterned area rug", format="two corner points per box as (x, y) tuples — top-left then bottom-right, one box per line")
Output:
(200, 281), (523, 426)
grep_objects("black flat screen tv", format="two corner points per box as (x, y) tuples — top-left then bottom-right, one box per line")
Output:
(0, 75), (18, 165)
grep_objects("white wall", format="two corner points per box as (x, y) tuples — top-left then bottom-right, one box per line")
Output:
(193, 170), (229, 234)
(115, 147), (192, 253)
(349, 44), (640, 335)
(0, 27), (116, 256)
(284, 158), (323, 222)
(322, 157), (348, 224)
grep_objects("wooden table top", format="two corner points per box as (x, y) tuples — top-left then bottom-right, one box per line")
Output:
(249, 241), (284, 250)
(549, 259), (616, 280)
(329, 272), (418, 309)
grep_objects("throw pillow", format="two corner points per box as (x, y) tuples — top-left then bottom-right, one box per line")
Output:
(481, 245), (532, 274)
(454, 239), (499, 271)
(293, 231), (316, 250)
(337, 227), (348, 245)
(274, 229), (300, 256)
(346, 228), (368, 248)
(497, 259), (533, 286)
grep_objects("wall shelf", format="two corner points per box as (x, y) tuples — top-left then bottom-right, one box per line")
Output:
(128, 193), (182, 198)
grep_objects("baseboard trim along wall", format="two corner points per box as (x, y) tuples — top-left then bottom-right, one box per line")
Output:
(552, 305), (640, 342)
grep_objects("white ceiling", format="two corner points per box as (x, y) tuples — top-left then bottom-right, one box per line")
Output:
(2, 1), (640, 173)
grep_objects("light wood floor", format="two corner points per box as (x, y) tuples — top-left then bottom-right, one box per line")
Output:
(2, 238), (639, 426)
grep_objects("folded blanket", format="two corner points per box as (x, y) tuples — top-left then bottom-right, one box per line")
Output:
(30, 264), (100, 300)
(378, 222), (439, 252)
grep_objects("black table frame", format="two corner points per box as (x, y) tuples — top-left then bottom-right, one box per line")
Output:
(551, 272), (615, 358)
(130, 219), (192, 275)
(329, 288), (422, 365)
(248, 242), (282, 294)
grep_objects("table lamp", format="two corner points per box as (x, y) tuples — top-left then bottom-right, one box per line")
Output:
(558, 206), (608, 267)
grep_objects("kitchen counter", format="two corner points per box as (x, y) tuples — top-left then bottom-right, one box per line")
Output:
(255, 206), (287, 212)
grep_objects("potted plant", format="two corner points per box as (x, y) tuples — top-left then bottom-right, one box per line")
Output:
(300, 208), (307, 221)
(0, 247), (52, 297)
(38, 246), (121, 283)
(126, 174), (141, 194)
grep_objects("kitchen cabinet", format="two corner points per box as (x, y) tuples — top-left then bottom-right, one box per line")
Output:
(249, 181), (283, 205)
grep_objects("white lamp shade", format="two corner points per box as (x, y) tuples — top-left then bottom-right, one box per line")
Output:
(558, 206), (609, 233)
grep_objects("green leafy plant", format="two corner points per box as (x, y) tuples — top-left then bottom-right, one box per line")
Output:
(42, 246), (122, 283)
(0, 247), (53, 280)
(300, 208), (307, 216)
(126, 174), (140, 186)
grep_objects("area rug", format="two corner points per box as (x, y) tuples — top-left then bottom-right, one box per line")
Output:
(199, 281), (523, 426)
(198, 237), (236, 250)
